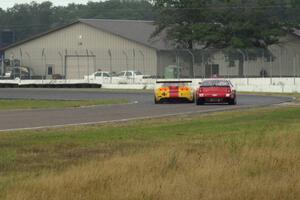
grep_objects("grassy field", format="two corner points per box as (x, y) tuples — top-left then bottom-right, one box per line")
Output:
(0, 99), (128, 110)
(0, 106), (300, 199)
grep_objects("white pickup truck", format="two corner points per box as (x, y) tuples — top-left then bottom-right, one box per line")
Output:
(115, 70), (150, 84)
(85, 70), (151, 84)
(84, 71), (111, 83)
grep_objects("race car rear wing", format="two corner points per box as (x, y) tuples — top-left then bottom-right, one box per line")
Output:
(156, 80), (193, 84)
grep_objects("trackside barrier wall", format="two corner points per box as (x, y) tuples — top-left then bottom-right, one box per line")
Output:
(154, 78), (300, 93)
(229, 78), (300, 93)
(0, 78), (300, 93)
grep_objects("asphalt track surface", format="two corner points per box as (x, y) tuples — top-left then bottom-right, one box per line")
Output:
(0, 88), (292, 131)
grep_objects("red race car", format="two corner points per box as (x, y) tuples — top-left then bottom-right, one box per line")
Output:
(196, 79), (237, 105)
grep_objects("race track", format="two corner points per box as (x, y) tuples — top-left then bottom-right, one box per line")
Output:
(0, 88), (292, 131)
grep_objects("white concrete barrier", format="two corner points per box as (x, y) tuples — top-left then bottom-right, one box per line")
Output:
(0, 78), (299, 93)
(101, 84), (148, 90)
(229, 78), (300, 93)
(154, 78), (300, 93)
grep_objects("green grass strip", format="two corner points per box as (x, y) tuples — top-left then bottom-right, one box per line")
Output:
(0, 99), (128, 110)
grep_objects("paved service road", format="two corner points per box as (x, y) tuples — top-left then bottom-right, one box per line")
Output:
(0, 88), (292, 131)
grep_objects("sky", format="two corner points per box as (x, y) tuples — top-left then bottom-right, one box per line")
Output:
(0, 0), (98, 10)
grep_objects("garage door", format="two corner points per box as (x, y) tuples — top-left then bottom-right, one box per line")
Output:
(66, 56), (95, 79)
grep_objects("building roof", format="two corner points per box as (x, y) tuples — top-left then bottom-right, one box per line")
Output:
(1, 19), (173, 51)
(79, 19), (172, 50)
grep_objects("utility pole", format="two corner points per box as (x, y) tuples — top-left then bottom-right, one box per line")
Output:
(108, 49), (112, 83)
(122, 50), (129, 72)
(139, 50), (145, 74)
(184, 49), (195, 78)
(133, 49), (136, 83)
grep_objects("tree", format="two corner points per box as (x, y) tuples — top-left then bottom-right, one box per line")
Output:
(152, 0), (297, 49)
(152, 0), (300, 77)
(0, 0), (157, 42)
(3, 1), (54, 41)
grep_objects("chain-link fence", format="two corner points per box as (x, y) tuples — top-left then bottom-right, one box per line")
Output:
(1, 46), (300, 83)
(157, 47), (300, 79)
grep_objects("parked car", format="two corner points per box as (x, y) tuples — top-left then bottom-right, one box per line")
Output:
(195, 79), (237, 105)
(116, 70), (150, 83)
(154, 81), (194, 104)
(52, 74), (65, 79)
(84, 71), (111, 82)
(4, 66), (32, 79)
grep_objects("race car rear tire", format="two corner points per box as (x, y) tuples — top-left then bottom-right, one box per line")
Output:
(196, 99), (204, 105)
(154, 97), (160, 104)
(190, 98), (195, 103)
(229, 98), (237, 105)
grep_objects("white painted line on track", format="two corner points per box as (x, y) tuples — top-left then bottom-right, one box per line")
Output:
(0, 105), (257, 132)
(0, 99), (291, 133)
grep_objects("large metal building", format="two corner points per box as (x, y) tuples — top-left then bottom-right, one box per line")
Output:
(1, 19), (300, 79)
(2, 19), (173, 79)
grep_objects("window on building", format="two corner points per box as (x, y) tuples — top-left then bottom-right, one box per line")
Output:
(229, 60), (236, 67)
(47, 66), (53, 75)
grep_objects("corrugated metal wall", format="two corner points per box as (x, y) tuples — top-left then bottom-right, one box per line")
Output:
(4, 23), (158, 79)
(210, 35), (300, 78)
(156, 34), (300, 78)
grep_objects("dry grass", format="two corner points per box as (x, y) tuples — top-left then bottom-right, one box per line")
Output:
(4, 131), (300, 199)
(1, 107), (300, 200)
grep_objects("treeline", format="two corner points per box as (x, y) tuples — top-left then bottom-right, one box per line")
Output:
(0, 0), (156, 42)
(0, 0), (299, 49)
(152, 0), (300, 49)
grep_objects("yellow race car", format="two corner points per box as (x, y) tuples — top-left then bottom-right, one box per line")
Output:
(154, 81), (194, 104)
